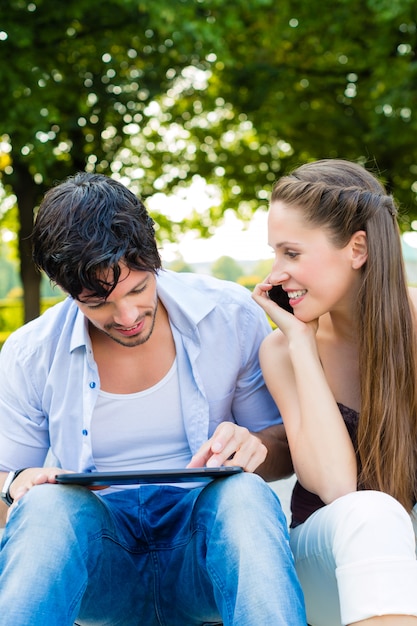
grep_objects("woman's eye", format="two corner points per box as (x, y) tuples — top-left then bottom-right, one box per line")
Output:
(285, 251), (299, 259)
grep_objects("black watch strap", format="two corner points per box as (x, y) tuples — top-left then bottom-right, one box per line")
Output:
(1, 468), (28, 507)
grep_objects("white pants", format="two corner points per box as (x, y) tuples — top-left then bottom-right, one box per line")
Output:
(290, 491), (417, 626)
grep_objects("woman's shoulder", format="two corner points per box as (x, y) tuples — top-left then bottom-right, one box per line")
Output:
(261, 326), (286, 347)
(259, 327), (288, 366)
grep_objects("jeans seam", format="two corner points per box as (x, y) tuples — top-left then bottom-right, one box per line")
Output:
(150, 550), (164, 626)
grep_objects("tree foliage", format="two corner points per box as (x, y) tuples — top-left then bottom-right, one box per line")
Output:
(211, 255), (244, 282)
(0, 0), (275, 319)
(159, 0), (417, 224)
(1, 0), (417, 320)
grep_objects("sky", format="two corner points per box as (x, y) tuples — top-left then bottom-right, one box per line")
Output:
(159, 208), (272, 264)
(146, 178), (272, 265)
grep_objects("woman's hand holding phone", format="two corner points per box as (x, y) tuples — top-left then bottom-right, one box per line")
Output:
(252, 281), (307, 338)
(252, 281), (320, 341)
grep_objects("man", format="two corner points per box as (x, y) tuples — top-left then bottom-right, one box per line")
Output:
(0, 173), (306, 625)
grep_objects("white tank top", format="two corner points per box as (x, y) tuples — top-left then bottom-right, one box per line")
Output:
(90, 359), (192, 472)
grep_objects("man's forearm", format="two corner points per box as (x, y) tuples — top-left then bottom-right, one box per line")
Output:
(254, 424), (294, 481)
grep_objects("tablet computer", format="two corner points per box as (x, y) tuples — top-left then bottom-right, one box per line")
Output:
(55, 466), (243, 486)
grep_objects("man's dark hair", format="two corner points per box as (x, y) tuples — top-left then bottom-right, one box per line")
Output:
(32, 172), (162, 299)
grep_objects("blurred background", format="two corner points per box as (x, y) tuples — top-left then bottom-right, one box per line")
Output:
(1, 0), (417, 346)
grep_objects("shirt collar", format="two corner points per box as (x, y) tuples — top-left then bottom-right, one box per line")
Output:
(69, 302), (92, 352)
(156, 269), (216, 336)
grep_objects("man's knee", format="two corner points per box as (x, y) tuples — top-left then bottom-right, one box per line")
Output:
(198, 472), (288, 541)
(9, 483), (101, 531)
(204, 472), (279, 512)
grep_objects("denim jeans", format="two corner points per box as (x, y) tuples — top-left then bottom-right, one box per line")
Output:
(0, 472), (306, 626)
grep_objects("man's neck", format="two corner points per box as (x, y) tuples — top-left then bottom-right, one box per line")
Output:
(89, 302), (176, 394)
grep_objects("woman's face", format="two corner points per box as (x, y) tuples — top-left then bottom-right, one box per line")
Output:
(267, 200), (365, 321)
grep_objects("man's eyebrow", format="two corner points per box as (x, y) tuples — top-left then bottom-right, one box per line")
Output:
(77, 293), (105, 304)
(127, 275), (148, 292)
(78, 273), (150, 303)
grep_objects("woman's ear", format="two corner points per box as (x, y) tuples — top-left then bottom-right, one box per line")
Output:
(350, 230), (368, 269)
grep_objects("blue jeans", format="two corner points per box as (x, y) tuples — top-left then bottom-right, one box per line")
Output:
(0, 473), (306, 625)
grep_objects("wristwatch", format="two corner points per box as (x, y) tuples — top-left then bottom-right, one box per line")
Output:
(1, 469), (27, 506)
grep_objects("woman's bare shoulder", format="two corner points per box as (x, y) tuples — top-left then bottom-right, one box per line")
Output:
(259, 328), (288, 364)
(262, 327), (287, 348)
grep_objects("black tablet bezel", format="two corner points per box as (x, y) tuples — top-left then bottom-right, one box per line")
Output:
(55, 466), (243, 486)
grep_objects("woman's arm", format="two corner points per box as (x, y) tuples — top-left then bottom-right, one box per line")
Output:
(253, 285), (357, 503)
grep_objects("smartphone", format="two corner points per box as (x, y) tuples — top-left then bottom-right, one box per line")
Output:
(268, 284), (294, 314)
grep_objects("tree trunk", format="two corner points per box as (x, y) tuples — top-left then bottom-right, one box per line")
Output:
(13, 163), (42, 323)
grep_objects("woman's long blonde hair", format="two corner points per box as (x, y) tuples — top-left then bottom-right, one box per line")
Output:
(272, 159), (417, 512)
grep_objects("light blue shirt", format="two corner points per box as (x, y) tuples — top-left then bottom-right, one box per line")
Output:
(0, 270), (281, 472)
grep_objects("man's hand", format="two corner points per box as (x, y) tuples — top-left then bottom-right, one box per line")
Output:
(10, 467), (67, 499)
(187, 422), (267, 473)
(5, 467), (71, 522)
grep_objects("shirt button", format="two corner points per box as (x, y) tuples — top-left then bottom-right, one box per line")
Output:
(89, 381), (96, 388)
(82, 429), (88, 436)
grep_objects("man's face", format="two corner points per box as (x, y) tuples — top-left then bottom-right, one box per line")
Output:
(76, 264), (158, 348)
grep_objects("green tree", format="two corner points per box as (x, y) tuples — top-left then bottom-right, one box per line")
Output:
(254, 259), (273, 280)
(1, 0), (266, 321)
(167, 255), (194, 273)
(2, 0), (417, 323)
(211, 255), (244, 282)
(0, 256), (16, 299)
(148, 0), (417, 222)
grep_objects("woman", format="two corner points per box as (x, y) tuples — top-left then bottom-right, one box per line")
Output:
(252, 159), (417, 626)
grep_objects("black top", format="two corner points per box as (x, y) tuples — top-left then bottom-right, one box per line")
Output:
(290, 403), (359, 528)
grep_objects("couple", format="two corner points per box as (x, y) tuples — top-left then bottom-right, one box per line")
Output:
(1, 159), (416, 625)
